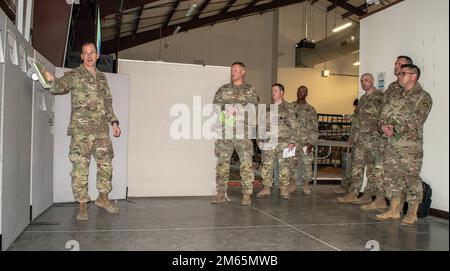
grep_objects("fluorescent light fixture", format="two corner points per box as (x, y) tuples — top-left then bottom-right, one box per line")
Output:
(173, 25), (181, 35)
(353, 61), (360, 66)
(186, 3), (197, 17)
(332, 22), (353, 33)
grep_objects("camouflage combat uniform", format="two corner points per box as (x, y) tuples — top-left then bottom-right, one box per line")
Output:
(49, 65), (118, 203)
(340, 109), (359, 191)
(213, 83), (259, 194)
(378, 82), (432, 203)
(348, 89), (385, 196)
(260, 100), (298, 188)
(289, 102), (318, 186)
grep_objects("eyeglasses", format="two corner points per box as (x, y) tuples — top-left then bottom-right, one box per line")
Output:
(397, 72), (416, 77)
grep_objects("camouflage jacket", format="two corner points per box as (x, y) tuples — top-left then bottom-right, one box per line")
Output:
(292, 102), (318, 146)
(351, 88), (384, 142)
(259, 100), (298, 146)
(378, 82), (432, 146)
(383, 81), (402, 104)
(49, 65), (118, 136)
(213, 82), (259, 138)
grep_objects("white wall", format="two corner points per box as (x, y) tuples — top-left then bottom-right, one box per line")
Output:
(119, 12), (276, 104)
(360, 0), (449, 212)
(278, 2), (359, 114)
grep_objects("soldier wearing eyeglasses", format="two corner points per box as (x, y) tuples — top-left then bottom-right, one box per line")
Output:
(377, 64), (433, 226)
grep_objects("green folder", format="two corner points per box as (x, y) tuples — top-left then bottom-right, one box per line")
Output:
(27, 56), (51, 89)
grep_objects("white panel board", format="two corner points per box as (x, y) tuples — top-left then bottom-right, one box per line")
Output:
(118, 60), (229, 197)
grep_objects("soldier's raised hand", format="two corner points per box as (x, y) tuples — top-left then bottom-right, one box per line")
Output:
(44, 70), (55, 82)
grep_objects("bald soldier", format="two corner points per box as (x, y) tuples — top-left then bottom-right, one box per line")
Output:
(289, 86), (318, 195)
(337, 74), (386, 211)
(376, 64), (432, 226)
(256, 83), (298, 199)
(211, 62), (260, 205)
(44, 42), (121, 221)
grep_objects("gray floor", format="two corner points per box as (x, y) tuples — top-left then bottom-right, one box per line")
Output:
(8, 185), (449, 251)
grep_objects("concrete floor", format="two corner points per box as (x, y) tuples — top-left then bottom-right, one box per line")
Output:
(8, 185), (449, 251)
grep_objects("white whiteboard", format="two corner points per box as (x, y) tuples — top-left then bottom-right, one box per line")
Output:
(53, 68), (130, 203)
(119, 60), (230, 197)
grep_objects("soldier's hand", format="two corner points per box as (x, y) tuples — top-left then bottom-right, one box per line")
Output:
(44, 70), (55, 82)
(113, 123), (121, 137)
(305, 143), (313, 154)
(381, 125), (394, 137)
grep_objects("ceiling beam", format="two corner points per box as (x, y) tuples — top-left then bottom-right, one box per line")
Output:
(99, 0), (159, 17)
(162, 0), (181, 27)
(342, 3), (369, 19)
(219, 0), (238, 14)
(132, 5), (144, 35)
(193, 0), (211, 20)
(103, 0), (306, 54)
(326, 0), (366, 16)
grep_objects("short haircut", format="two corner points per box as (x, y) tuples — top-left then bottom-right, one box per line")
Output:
(353, 98), (359, 107)
(272, 83), (285, 92)
(81, 41), (97, 52)
(231, 62), (245, 68)
(361, 73), (374, 80)
(397, 55), (413, 64)
(297, 85), (308, 92)
(401, 64), (421, 79)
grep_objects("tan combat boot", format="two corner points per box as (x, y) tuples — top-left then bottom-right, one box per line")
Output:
(332, 186), (347, 195)
(280, 186), (290, 199)
(288, 179), (297, 194)
(303, 181), (311, 195)
(401, 202), (419, 226)
(337, 191), (359, 204)
(76, 202), (88, 221)
(360, 196), (387, 212)
(376, 198), (401, 221)
(211, 190), (226, 204)
(241, 192), (252, 205)
(355, 192), (372, 205)
(256, 187), (271, 198)
(95, 192), (119, 213)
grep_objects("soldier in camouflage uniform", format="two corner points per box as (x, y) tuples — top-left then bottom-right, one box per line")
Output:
(384, 56), (414, 103)
(44, 42), (121, 221)
(337, 74), (386, 211)
(378, 56), (414, 209)
(256, 83), (298, 199)
(211, 62), (259, 205)
(289, 86), (318, 195)
(333, 98), (359, 195)
(376, 64), (432, 226)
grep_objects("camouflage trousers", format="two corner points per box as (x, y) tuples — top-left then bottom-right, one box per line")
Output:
(69, 133), (114, 203)
(261, 144), (292, 188)
(384, 143), (423, 203)
(215, 139), (254, 194)
(289, 145), (314, 185)
(340, 148), (355, 191)
(349, 134), (384, 196)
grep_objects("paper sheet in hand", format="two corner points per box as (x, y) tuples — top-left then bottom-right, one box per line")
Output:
(27, 56), (51, 89)
(303, 145), (308, 155)
(282, 147), (296, 158)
